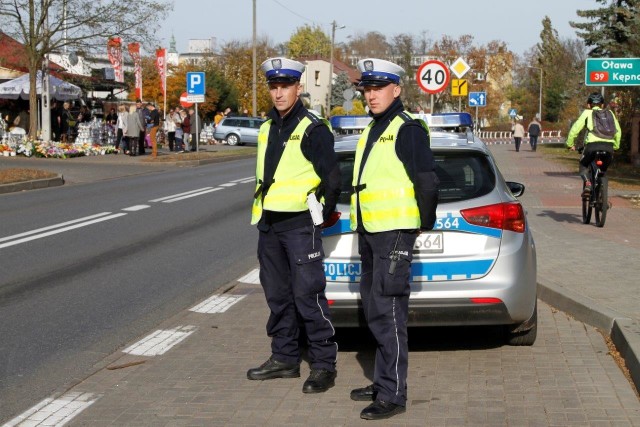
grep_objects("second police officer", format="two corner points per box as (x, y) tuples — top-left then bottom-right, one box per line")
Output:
(349, 58), (439, 420)
(247, 57), (342, 394)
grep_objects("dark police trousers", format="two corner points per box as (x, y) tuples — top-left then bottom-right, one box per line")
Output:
(257, 224), (337, 371)
(358, 229), (418, 406)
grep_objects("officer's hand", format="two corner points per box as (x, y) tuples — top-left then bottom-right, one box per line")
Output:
(321, 211), (341, 229)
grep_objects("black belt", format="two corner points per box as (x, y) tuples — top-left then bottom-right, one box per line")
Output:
(353, 183), (366, 193)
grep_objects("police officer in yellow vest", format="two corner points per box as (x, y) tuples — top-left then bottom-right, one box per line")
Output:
(247, 57), (341, 394)
(349, 58), (439, 420)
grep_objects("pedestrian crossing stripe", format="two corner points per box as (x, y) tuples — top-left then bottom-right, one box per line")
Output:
(4, 392), (101, 426)
(190, 294), (247, 313)
(122, 325), (196, 356)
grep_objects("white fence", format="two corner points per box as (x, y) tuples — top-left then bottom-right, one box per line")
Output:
(475, 130), (565, 145)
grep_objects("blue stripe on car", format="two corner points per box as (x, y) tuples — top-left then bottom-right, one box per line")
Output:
(324, 259), (494, 282)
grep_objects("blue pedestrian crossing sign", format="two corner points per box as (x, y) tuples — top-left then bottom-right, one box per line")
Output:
(468, 92), (486, 107)
(508, 108), (517, 118)
(186, 72), (205, 102)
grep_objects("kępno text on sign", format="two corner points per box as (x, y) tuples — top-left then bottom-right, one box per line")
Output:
(585, 58), (640, 86)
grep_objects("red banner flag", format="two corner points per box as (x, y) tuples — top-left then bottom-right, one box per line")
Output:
(107, 37), (124, 83)
(156, 48), (167, 97)
(128, 42), (142, 100)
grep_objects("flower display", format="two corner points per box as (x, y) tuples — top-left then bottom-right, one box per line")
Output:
(0, 141), (116, 159)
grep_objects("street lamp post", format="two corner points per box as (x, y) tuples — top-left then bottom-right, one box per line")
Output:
(327, 21), (344, 117)
(527, 66), (543, 121)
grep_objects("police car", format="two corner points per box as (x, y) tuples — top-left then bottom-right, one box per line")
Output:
(322, 112), (537, 345)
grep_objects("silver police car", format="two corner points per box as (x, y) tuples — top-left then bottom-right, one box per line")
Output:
(322, 113), (537, 346)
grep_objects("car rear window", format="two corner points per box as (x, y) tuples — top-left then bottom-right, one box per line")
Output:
(336, 150), (495, 204)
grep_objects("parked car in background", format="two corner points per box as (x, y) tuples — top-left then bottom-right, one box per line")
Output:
(213, 116), (265, 146)
(322, 112), (538, 346)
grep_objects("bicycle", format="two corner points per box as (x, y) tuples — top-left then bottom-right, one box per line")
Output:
(580, 149), (610, 227)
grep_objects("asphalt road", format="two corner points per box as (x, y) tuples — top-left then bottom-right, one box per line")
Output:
(0, 157), (258, 419)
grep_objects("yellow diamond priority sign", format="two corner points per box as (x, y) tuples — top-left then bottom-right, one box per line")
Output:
(450, 57), (470, 79)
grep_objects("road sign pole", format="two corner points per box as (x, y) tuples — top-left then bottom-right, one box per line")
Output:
(195, 102), (199, 152)
(475, 107), (478, 131)
(430, 94), (434, 114)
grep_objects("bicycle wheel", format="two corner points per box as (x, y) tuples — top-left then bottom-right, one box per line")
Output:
(581, 186), (592, 224)
(595, 177), (608, 227)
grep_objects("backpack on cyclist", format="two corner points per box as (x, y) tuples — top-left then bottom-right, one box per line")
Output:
(590, 109), (616, 139)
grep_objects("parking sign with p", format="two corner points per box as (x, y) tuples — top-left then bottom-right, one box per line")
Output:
(186, 72), (205, 102)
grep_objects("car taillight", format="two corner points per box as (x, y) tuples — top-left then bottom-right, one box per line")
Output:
(322, 211), (341, 229)
(460, 202), (525, 233)
(596, 159), (603, 166)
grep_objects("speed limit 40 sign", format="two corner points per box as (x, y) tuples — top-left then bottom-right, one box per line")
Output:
(416, 60), (451, 94)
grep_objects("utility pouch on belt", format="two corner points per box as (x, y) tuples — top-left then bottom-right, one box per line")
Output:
(307, 193), (324, 226)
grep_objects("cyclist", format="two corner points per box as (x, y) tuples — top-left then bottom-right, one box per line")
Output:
(566, 92), (621, 196)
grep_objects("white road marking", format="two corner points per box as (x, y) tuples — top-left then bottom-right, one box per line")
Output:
(230, 176), (254, 182)
(149, 188), (214, 202)
(190, 294), (247, 313)
(0, 213), (127, 250)
(238, 268), (260, 284)
(239, 178), (255, 184)
(161, 188), (222, 203)
(219, 183), (236, 187)
(3, 391), (100, 426)
(122, 205), (151, 211)
(0, 212), (112, 243)
(122, 325), (196, 356)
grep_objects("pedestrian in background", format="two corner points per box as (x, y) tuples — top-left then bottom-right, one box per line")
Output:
(527, 117), (541, 152)
(135, 99), (147, 155)
(60, 102), (73, 143)
(146, 103), (160, 158)
(247, 57), (341, 395)
(124, 104), (144, 156)
(188, 107), (201, 151)
(116, 104), (127, 152)
(349, 58), (439, 420)
(180, 109), (190, 152)
(513, 118), (525, 152)
(50, 101), (61, 141)
(165, 107), (177, 152)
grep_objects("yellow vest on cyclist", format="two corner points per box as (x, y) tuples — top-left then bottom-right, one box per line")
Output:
(350, 112), (429, 232)
(251, 115), (328, 225)
(566, 106), (621, 150)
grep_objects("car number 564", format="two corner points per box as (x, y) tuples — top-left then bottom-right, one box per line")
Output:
(414, 231), (443, 253)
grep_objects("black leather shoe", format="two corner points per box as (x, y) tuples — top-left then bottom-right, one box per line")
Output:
(302, 369), (336, 393)
(350, 384), (376, 401)
(246, 357), (300, 380)
(360, 400), (406, 420)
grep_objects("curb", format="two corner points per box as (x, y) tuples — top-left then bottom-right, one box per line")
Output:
(0, 174), (64, 194)
(538, 281), (640, 394)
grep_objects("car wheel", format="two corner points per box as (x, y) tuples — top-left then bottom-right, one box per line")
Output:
(505, 303), (537, 346)
(226, 134), (240, 146)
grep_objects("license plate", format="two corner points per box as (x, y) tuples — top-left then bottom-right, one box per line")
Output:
(414, 231), (443, 253)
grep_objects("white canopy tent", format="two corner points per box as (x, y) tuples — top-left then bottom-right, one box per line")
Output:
(0, 71), (82, 101)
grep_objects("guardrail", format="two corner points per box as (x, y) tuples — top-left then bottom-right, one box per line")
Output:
(475, 130), (565, 145)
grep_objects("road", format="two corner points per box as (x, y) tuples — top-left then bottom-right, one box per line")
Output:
(0, 158), (258, 419)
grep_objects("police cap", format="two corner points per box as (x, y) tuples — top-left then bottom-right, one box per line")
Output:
(261, 57), (305, 83)
(357, 58), (405, 87)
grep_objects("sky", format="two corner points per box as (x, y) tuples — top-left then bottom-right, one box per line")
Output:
(158, 0), (591, 57)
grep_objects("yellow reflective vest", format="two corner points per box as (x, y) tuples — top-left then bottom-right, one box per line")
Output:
(251, 115), (327, 225)
(350, 112), (428, 232)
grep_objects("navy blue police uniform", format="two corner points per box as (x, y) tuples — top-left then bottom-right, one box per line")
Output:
(350, 58), (439, 420)
(247, 57), (342, 394)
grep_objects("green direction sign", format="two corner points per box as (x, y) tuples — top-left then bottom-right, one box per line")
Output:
(585, 58), (640, 86)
